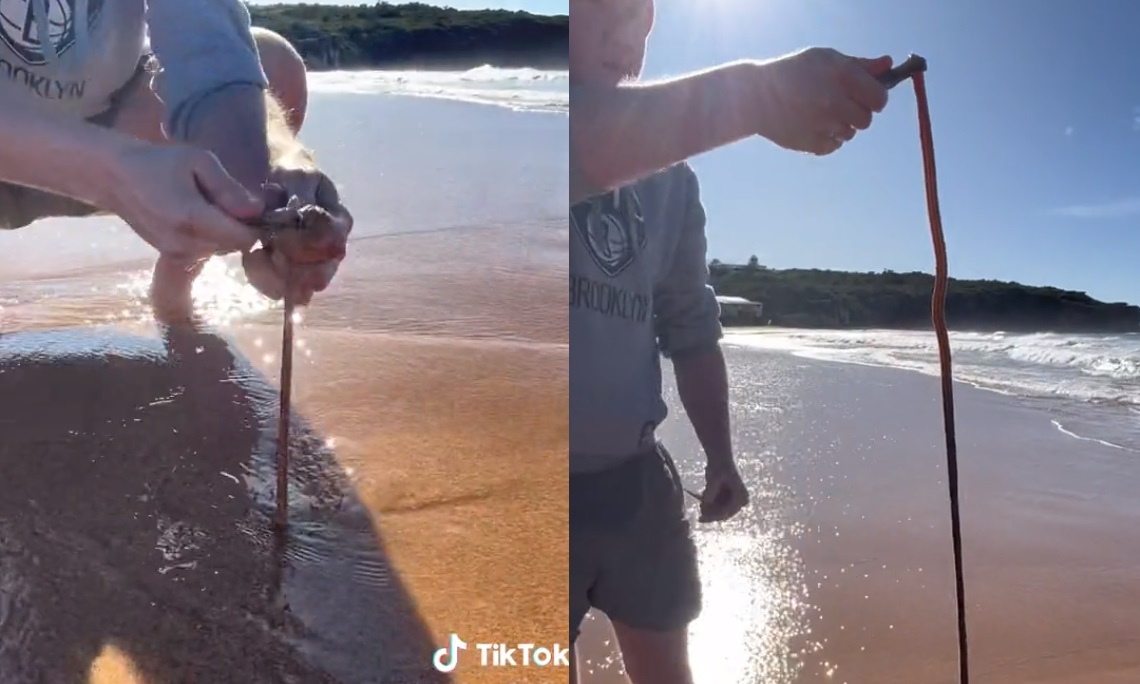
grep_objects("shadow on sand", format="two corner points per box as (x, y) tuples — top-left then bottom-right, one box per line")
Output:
(0, 322), (449, 684)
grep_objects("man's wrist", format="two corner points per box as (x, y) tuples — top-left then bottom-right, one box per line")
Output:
(678, 59), (769, 146)
(705, 450), (737, 469)
(735, 58), (780, 143)
(87, 131), (150, 214)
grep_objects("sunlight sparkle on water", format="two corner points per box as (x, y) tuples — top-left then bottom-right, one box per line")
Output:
(688, 524), (808, 684)
(577, 465), (817, 683)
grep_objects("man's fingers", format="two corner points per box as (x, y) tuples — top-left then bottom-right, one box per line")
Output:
(186, 152), (262, 252)
(154, 251), (211, 278)
(829, 122), (857, 142)
(315, 173), (342, 209)
(725, 487), (748, 519)
(151, 254), (207, 323)
(334, 206), (354, 239)
(191, 151), (264, 220)
(702, 494), (746, 523)
(243, 247), (339, 303)
(262, 182), (291, 212)
(242, 249), (286, 300)
(842, 60), (890, 114)
(272, 168), (321, 202)
(245, 166), (350, 306)
(286, 261), (341, 303)
(852, 54), (893, 77)
(186, 202), (261, 253)
(833, 96), (873, 132)
(808, 134), (844, 156)
(697, 474), (750, 523)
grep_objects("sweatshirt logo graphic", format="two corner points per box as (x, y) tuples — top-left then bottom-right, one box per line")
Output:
(0, 0), (104, 66)
(571, 188), (647, 278)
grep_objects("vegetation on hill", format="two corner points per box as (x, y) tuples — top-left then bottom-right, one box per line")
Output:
(709, 261), (1140, 332)
(248, 2), (569, 70)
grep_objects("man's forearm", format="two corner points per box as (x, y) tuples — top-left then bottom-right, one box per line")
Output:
(0, 98), (133, 206)
(570, 60), (763, 204)
(182, 84), (272, 194)
(673, 345), (734, 466)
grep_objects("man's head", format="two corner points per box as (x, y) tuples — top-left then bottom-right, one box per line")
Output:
(570, 0), (654, 87)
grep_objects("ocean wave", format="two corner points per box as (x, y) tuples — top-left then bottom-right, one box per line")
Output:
(725, 328), (1140, 406)
(307, 65), (568, 113)
(1050, 419), (1128, 451)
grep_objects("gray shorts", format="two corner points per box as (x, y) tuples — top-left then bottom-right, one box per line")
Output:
(569, 443), (701, 643)
(0, 55), (154, 230)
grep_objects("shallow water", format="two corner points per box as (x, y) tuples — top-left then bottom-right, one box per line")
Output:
(579, 347), (1140, 684)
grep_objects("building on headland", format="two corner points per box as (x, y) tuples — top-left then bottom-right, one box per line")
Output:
(716, 295), (764, 326)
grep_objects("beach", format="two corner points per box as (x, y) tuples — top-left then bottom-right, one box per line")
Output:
(0, 68), (568, 683)
(578, 332), (1140, 683)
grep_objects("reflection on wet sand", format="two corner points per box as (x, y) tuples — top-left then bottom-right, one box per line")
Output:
(0, 324), (446, 683)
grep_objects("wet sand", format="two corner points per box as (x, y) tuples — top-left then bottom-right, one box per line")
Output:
(0, 224), (568, 683)
(578, 347), (1140, 683)
(0, 87), (568, 683)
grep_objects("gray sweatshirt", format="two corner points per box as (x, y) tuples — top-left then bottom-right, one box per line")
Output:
(0, 0), (266, 137)
(570, 162), (723, 473)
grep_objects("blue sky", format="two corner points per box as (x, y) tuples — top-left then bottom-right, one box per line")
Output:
(247, 0), (567, 12)
(643, 0), (1140, 304)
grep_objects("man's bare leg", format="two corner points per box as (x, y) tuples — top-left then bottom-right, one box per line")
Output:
(612, 622), (694, 684)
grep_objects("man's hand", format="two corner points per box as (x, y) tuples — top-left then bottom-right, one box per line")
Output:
(753, 47), (892, 156)
(110, 140), (265, 325)
(242, 166), (353, 306)
(110, 141), (264, 258)
(699, 459), (749, 523)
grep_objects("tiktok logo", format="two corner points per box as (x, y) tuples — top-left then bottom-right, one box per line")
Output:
(432, 633), (468, 673)
(431, 632), (569, 671)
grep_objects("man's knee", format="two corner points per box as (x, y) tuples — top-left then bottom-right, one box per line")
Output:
(252, 27), (308, 132)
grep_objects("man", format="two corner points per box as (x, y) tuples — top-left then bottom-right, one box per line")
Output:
(569, 1), (890, 682)
(0, 0), (352, 319)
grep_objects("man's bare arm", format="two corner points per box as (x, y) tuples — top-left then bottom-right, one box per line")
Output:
(673, 346), (734, 467)
(181, 84), (272, 194)
(570, 60), (764, 204)
(0, 98), (134, 207)
(185, 89), (315, 198)
(148, 0), (271, 195)
(654, 166), (732, 464)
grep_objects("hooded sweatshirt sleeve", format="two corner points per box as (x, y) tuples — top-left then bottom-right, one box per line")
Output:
(654, 164), (723, 358)
(146, 0), (269, 140)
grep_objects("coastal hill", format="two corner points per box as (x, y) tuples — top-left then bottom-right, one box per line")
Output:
(248, 2), (568, 70)
(710, 261), (1140, 333)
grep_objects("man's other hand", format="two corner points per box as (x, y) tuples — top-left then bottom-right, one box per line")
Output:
(242, 166), (353, 306)
(699, 459), (750, 523)
(116, 142), (264, 325)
